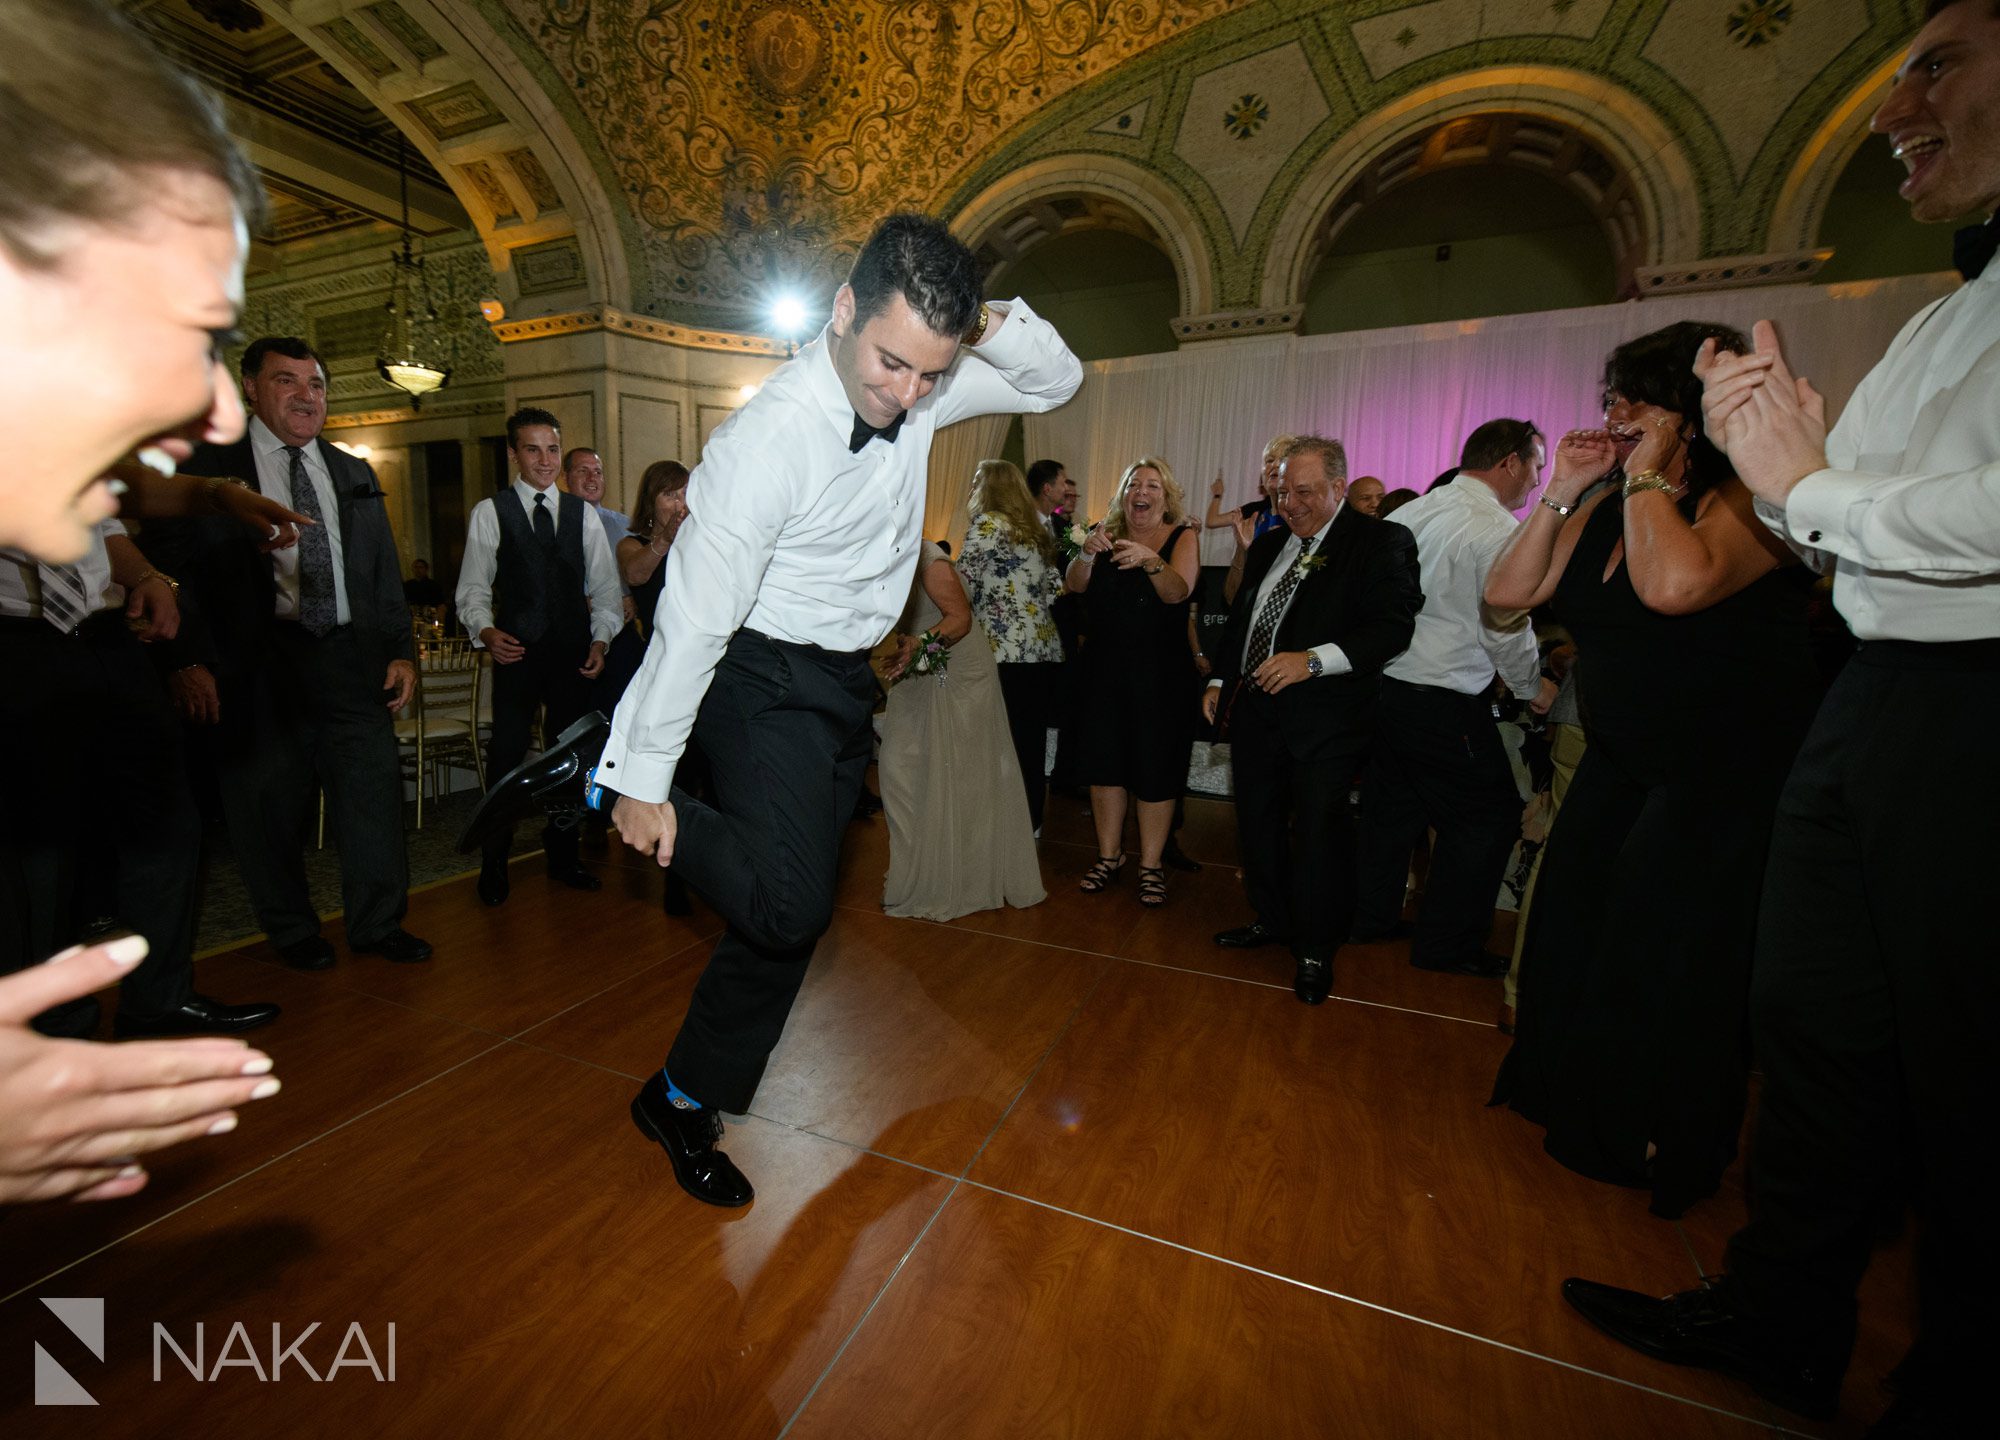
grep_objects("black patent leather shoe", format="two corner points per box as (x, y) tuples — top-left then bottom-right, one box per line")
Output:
(547, 864), (601, 892)
(477, 856), (509, 907)
(278, 934), (336, 971)
(630, 1075), (753, 1208)
(1561, 1276), (1839, 1421)
(1214, 922), (1285, 949)
(351, 928), (433, 964)
(115, 994), (281, 1039)
(456, 711), (610, 854)
(1293, 955), (1333, 1005)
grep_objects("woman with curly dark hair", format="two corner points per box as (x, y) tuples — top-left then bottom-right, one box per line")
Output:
(1484, 321), (1821, 1219)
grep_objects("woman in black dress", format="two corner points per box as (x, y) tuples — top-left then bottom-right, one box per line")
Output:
(1485, 322), (1819, 1219)
(1064, 456), (1203, 907)
(616, 460), (701, 913)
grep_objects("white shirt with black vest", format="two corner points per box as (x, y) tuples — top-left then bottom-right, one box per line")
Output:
(598, 299), (1082, 803)
(456, 477), (624, 647)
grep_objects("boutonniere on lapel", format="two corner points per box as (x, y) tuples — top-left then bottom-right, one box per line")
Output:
(1294, 552), (1327, 576)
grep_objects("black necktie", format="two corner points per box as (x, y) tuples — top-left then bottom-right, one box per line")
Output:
(1953, 216), (1998, 281)
(533, 492), (556, 549)
(283, 445), (337, 637)
(848, 410), (906, 454)
(1245, 537), (1314, 671)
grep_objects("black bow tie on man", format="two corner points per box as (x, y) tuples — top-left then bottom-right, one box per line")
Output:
(1954, 214), (1998, 281)
(849, 409), (906, 454)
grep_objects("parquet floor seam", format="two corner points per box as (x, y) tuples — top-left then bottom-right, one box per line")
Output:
(0, 1036), (513, 1306)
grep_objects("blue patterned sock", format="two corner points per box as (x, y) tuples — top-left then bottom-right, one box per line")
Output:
(661, 1068), (702, 1111)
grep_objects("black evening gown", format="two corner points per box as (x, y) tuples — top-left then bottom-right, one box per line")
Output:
(1074, 525), (1199, 804)
(1492, 492), (1818, 1218)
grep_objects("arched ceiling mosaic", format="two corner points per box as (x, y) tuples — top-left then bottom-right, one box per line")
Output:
(241, 1), (1937, 329)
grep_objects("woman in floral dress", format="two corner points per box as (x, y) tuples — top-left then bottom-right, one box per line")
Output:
(956, 459), (1068, 835)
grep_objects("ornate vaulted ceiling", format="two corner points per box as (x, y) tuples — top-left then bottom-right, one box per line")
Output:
(179, 2), (1936, 334)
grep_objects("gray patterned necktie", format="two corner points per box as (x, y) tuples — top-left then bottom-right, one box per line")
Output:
(36, 561), (90, 633)
(1245, 537), (1315, 671)
(283, 445), (337, 637)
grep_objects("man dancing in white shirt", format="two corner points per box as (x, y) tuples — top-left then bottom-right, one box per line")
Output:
(598, 214), (1081, 1205)
(1561, 2), (2000, 1430)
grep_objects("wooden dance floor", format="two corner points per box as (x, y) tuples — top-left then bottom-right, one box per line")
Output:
(0, 795), (1911, 1436)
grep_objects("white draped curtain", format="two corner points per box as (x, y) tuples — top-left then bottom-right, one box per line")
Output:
(1020, 273), (1960, 566)
(923, 413), (1012, 554)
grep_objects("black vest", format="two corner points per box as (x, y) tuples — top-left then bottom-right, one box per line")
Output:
(493, 487), (590, 650)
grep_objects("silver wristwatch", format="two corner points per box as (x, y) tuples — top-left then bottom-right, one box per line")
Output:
(1305, 652), (1323, 678)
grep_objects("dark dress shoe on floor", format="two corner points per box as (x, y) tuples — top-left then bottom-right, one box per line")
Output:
(352, 928), (433, 964)
(1214, 923), (1285, 949)
(548, 864), (602, 892)
(115, 994), (281, 1039)
(1561, 1277), (1838, 1421)
(457, 711), (610, 854)
(1294, 955), (1333, 1005)
(277, 935), (336, 971)
(1161, 838), (1200, 873)
(1415, 951), (1511, 979)
(630, 1075), (753, 1208)
(477, 857), (510, 907)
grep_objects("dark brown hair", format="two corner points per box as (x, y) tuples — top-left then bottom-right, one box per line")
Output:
(0, 0), (264, 266)
(629, 460), (691, 542)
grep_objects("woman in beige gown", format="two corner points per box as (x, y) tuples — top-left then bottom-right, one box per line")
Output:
(880, 541), (1046, 921)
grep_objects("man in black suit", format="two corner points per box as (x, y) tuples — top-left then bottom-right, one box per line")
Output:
(149, 336), (431, 969)
(1204, 436), (1422, 1004)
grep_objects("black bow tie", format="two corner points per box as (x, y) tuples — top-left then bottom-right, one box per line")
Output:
(849, 409), (906, 454)
(1954, 216), (1998, 281)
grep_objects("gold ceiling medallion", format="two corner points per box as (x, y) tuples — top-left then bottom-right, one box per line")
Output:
(738, 0), (832, 105)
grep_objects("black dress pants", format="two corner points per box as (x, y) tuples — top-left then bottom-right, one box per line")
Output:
(0, 615), (198, 1021)
(1353, 678), (1521, 966)
(661, 630), (875, 1112)
(483, 635), (594, 872)
(210, 625), (408, 948)
(1228, 687), (1366, 959)
(1725, 640), (1999, 1414)
(996, 660), (1058, 832)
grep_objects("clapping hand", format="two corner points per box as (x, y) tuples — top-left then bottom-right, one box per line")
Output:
(1695, 320), (1827, 506)
(1080, 527), (1115, 559)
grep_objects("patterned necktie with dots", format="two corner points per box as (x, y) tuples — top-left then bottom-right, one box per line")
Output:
(1245, 537), (1315, 671)
(283, 445), (337, 637)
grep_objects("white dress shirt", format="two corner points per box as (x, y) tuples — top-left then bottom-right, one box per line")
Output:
(456, 478), (624, 647)
(1382, 477), (1542, 696)
(1767, 260), (1998, 640)
(0, 518), (125, 619)
(589, 501), (632, 597)
(1209, 507), (1352, 687)
(248, 415), (351, 626)
(600, 297), (1083, 802)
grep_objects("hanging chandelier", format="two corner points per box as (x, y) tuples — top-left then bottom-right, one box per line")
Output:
(376, 136), (451, 408)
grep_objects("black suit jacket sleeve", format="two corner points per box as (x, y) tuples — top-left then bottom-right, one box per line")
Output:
(323, 442), (416, 667)
(1332, 518), (1422, 675)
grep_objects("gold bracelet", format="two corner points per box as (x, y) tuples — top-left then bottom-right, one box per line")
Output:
(1622, 470), (1685, 501)
(136, 567), (180, 595)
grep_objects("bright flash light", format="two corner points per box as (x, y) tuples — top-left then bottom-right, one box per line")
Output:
(738, 384), (759, 401)
(771, 296), (807, 334)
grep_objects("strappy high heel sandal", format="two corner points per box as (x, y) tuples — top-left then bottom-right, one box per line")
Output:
(1079, 854), (1126, 893)
(1137, 866), (1168, 908)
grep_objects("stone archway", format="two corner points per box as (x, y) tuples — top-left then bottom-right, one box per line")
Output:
(952, 154), (1217, 321)
(1262, 67), (1703, 313)
(1765, 53), (1902, 257)
(262, 0), (634, 316)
